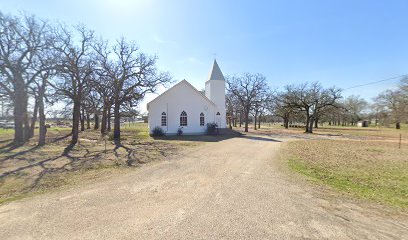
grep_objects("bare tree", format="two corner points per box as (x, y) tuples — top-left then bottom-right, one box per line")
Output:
(227, 73), (268, 132)
(284, 82), (342, 133)
(343, 95), (368, 126)
(0, 12), (49, 144)
(252, 90), (270, 130)
(35, 70), (53, 145)
(374, 89), (406, 129)
(50, 24), (95, 144)
(269, 91), (294, 129)
(95, 38), (171, 141)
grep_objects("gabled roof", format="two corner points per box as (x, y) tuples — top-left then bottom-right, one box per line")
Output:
(208, 59), (225, 81)
(147, 80), (215, 110)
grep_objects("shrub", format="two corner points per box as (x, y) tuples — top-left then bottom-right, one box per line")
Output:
(177, 127), (183, 136)
(206, 122), (218, 135)
(151, 126), (165, 137)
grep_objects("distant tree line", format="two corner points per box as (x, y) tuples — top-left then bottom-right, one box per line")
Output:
(226, 75), (408, 133)
(0, 11), (171, 146)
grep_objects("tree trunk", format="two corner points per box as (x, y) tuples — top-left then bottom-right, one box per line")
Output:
(308, 118), (314, 133)
(284, 115), (289, 129)
(13, 97), (25, 144)
(107, 106), (111, 131)
(38, 87), (46, 146)
(23, 98), (30, 142)
(86, 112), (91, 129)
(80, 107), (85, 132)
(254, 114), (257, 130)
(305, 109), (310, 133)
(113, 100), (121, 140)
(29, 98), (39, 138)
(396, 121), (401, 129)
(71, 100), (80, 144)
(94, 113), (99, 130)
(244, 109), (249, 132)
(258, 114), (261, 129)
(101, 105), (107, 135)
(13, 80), (28, 145)
(239, 111), (242, 128)
(314, 117), (319, 129)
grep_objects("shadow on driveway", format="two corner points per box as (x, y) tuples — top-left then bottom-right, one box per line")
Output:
(240, 135), (282, 142)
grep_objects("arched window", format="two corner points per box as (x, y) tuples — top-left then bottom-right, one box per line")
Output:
(200, 112), (205, 126)
(216, 112), (220, 115)
(161, 112), (167, 126)
(180, 111), (187, 126)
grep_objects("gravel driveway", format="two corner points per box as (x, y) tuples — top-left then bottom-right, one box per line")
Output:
(0, 134), (407, 239)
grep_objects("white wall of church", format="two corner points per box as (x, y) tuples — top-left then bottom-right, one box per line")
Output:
(148, 81), (218, 135)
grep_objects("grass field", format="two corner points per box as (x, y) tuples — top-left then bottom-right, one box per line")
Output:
(0, 123), (208, 205)
(284, 140), (408, 208)
(249, 123), (408, 208)
(259, 123), (408, 139)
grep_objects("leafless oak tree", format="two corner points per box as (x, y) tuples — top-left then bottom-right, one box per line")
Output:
(227, 73), (269, 132)
(0, 12), (50, 144)
(50, 24), (95, 144)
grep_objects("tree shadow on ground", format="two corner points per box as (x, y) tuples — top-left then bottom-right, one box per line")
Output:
(114, 140), (137, 166)
(113, 139), (177, 167)
(0, 145), (41, 162)
(239, 135), (282, 142)
(51, 133), (72, 143)
(0, 140), (105, 194)
(0, 133), (73, 162)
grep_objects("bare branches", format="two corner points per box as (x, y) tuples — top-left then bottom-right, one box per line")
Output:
(94, 37), (171, 141)
(282, 82), (343, 133)
(0, 11), (51, 144)
(227, 73), (269, 132)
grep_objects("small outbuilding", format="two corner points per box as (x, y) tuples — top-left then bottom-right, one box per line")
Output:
(357, 120), (369, 127)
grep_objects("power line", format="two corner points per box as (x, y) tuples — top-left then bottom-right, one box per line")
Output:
(343, 74), (407, 91)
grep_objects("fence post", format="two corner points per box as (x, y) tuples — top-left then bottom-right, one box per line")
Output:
(399, 134), (402, 149)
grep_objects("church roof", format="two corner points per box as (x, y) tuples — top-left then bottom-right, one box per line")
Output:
(146, 80), (215, 110)
(207, 59), (225, 81)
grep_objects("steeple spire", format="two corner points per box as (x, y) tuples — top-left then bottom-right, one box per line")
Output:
(208, 59), (225, 81)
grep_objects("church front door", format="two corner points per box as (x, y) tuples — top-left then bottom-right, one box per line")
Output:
(216, 112), (221, 127)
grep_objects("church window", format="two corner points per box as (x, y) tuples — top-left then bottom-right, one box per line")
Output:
(161, 112), (167, 126)
(180, 111), (187, 126)
(200, 113), (205, 126)
(216, 112), (220, 115)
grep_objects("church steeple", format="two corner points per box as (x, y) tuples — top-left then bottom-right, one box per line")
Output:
(208, 59), (225, 81)
(205, 60), (226, 128)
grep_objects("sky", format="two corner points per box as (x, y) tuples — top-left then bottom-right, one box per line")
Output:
(1, 0), (408, 113)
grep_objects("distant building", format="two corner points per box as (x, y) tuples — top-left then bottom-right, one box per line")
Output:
(147, 60), (226, 134)
(357, 120), (369, 127)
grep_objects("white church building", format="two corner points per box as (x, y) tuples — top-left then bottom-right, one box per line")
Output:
(147, 60), (226, 135)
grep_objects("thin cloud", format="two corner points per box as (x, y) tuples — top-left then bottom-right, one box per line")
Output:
(152, 35), (176, 45)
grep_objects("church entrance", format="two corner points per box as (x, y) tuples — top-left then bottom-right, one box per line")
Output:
(216, 112), (221, 127)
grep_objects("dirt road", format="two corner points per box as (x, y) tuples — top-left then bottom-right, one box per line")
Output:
(0, 134), (407, 239)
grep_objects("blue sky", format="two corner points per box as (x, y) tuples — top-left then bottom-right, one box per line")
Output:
(2, 0), (408, 112)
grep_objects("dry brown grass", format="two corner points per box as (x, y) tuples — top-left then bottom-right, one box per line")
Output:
(0, 123), (213, 205)
(284, 140), (408, 208)
(257, 123), (408, 141)
(244, 123), (408, 208)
